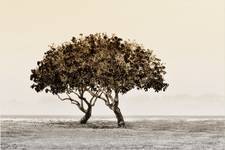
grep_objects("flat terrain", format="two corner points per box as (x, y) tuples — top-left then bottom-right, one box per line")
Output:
(1, 118), (225, 150)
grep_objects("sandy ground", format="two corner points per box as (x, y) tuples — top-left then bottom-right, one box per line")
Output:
(1, 119), (225, 150)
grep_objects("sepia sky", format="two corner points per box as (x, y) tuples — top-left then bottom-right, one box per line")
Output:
(0, 0), (224, 116)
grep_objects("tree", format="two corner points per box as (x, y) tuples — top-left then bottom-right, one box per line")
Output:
(30, 33), (168, 127)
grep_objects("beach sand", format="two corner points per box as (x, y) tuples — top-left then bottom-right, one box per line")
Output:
(1, 119), (225, 150)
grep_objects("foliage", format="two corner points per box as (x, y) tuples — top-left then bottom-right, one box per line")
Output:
(30, 33), (168, 97)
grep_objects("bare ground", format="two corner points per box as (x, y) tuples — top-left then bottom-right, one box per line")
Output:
(1, 119), (225, 150)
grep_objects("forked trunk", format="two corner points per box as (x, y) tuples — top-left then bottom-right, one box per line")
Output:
(80, 106), (92, 124)
(113, 106), (125, 128)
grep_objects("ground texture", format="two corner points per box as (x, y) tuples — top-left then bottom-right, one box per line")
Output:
(1, 119), (225, 150)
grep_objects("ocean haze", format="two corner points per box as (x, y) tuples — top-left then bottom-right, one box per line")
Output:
(1, 94), (224, 116)
(0, 0), (224, 115)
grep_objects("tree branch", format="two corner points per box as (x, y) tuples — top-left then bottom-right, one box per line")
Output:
(90, 92), (103, 106)
(113, 90), (119, 106)
(56, 94), (86, 113)
(57, 94), (78, 105)
(71, 91), (84, 108)
(80, 96), (91, 106)
(87, 89), (107, 102)
(106, 91), (114, 102)
(71, 91), (80, 98)
(86, 88), (114, 109)
(91, 97), (98, 106)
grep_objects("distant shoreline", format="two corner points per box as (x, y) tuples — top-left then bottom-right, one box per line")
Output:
(1, 115), (224, 122)
(1, 114), (225, 117)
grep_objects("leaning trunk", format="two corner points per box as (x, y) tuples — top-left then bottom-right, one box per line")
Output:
(80, 106), (92, 124)
(113, 106), (125, 127)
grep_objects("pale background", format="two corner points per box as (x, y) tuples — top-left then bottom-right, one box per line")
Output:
(0, 0), (224, 116)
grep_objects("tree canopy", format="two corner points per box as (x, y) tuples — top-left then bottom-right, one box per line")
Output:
(30, 33), (168, 127)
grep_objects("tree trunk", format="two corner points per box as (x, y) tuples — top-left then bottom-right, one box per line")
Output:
(80, 106), (92, 124)
(113, 106), (125, 127)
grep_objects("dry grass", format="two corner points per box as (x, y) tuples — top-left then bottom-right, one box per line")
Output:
(1, 119), (225, 149)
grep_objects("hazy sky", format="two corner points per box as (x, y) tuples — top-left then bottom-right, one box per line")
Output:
(0, 0), (224, 116)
